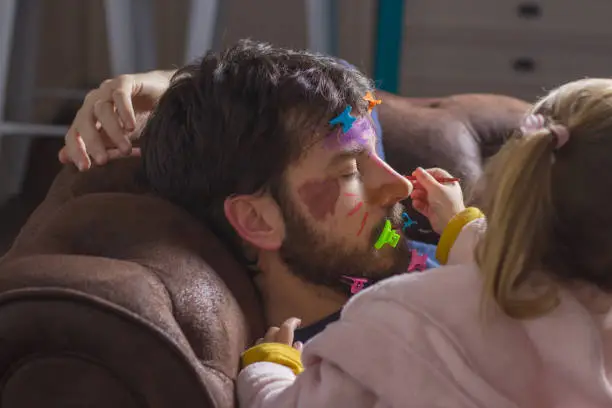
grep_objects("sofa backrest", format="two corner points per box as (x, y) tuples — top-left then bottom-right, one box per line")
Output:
(0, 159), (265, 408)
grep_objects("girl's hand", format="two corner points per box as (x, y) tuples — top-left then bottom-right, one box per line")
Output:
(256, 318), (303, 351)
(410, 167), (465, 235)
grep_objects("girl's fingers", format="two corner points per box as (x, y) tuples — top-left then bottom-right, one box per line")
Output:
(410, 189), (428, 201)
(276, 318), (301, 346)
(263, 327), (280, 342)
(411, 200), (428, 215)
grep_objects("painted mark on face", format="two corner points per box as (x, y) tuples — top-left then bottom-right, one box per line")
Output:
(370, 152), (398, 178)
(324, 117), (375, 150)
(297, 178), (340, 221)
(347, 201), (364, 216)
(356, 211), (369, 236)
(344, 192), (357, 197)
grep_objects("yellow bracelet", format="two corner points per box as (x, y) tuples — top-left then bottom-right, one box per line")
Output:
(436, 207), (484, 265)
(242, 343), (304, 375)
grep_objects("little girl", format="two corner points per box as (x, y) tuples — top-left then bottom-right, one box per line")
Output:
(237, 78), (612, 407)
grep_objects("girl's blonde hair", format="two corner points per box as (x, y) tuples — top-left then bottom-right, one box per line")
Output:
(476, 78), (612, 319)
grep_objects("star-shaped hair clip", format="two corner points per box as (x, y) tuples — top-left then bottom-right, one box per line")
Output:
(363, 92), (382, 113)
(401, 212), (417, 232)
(329, 106), (357, 133)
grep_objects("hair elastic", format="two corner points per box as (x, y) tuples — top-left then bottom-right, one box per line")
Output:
(520, 114), (570, 150)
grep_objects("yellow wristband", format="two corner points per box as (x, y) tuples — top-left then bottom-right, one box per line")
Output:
(242, 343), (304, 375)
(436, 207), (484, 265)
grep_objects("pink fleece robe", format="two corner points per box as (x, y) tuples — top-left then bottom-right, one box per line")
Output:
(237, 219), (612, 407)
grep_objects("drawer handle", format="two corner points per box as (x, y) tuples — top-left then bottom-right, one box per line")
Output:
(517, 2), (542, 19)
(512, 57), (536, 73)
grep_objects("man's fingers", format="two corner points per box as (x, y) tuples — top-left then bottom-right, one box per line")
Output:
(112, 86), (137, 132)
(58, 146), (69, 164)
(93, 100), (131, 154)
(276, 318), (301, 346)
(106, 147), (141, 161)
(74, 134), (92, 171)
(76, 110), (109, 165)
(63, 126), (91, 170)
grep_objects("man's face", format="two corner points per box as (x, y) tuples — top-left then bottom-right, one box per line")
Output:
(277, 117), (414, 294)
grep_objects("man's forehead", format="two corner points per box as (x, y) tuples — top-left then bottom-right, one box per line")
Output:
(322, 116), (377, 150)
(289, 116), (377, 174)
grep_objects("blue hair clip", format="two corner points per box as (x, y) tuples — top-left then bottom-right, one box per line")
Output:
(329, 106), (357, 133)
(401, 212), (417, 231)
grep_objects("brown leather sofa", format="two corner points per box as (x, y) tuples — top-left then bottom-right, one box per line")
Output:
(0, 91), (529, 408)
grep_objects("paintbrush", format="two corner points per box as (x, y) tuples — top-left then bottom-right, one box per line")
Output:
(404, 175), (460, 184)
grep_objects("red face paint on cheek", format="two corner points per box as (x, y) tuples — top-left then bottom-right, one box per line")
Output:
(297, 178), (340, 221)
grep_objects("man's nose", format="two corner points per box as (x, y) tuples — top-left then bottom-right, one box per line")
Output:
(367, 156), (413, 206)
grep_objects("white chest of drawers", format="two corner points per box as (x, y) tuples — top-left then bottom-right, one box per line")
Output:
(400, 0), (612, 101)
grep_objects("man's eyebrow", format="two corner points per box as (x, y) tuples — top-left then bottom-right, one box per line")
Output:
(326, 145), (368, 168)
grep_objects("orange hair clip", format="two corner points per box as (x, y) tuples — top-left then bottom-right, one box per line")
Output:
(364, 92), (382, 113)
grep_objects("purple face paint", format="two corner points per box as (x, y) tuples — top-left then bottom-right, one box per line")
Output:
(297, 178), (341, 221)
(324, 117), (376, 150)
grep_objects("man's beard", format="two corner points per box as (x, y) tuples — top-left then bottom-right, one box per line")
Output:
(277, 192), (412, 295)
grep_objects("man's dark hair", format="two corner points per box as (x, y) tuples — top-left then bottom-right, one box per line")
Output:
(141, 39), (374, 259)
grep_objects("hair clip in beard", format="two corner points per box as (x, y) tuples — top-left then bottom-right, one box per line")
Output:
(374, 220), (401, 249)
(341, 276), (371, 295)
(401, 212), (417, 232)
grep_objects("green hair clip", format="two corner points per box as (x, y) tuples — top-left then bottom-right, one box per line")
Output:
(374, 220), (400, 249)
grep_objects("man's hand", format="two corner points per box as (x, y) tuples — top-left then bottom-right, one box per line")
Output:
(256, 318), (303, 351)
(59, 70), (174, 171)
(410, 167), (466, 234)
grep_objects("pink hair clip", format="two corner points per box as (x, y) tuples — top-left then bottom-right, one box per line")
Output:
(520, 114), (570, 150)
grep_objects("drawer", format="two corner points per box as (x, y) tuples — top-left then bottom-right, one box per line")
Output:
(400, 33), (612, 87)
(399, 75), (555, 102)
(405, 0), (612, 36)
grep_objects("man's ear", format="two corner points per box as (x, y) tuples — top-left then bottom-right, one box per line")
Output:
(224, 194), (285, 251)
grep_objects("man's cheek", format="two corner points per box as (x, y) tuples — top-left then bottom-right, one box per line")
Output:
(297, 178), (340, 221)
